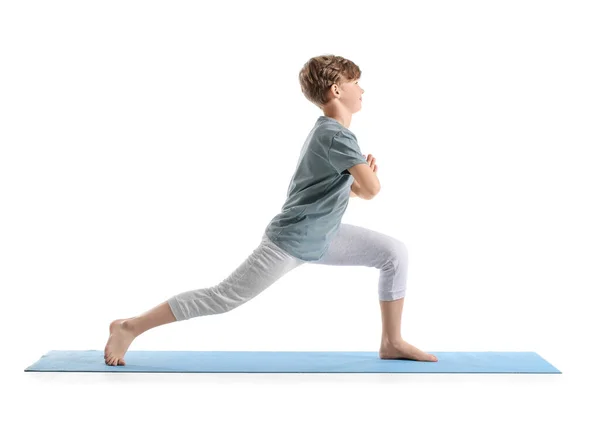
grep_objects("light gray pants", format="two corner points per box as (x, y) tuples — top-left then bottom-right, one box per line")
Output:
(167, 223), (409, 321)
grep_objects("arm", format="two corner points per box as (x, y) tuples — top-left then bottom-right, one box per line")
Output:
(348, 164), (380, 200)
(350, 179), (376, 200)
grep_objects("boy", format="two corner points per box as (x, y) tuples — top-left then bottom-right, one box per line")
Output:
(104, 54), (438, 365)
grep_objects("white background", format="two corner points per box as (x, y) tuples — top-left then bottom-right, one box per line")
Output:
(3, 0), (599, 422)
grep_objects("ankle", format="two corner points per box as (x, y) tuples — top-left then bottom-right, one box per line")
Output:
(382, 335), (403, 346)
(122, 318), (140, 336)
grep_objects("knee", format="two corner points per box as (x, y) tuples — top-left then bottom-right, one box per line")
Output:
(389, 239), (408, 265)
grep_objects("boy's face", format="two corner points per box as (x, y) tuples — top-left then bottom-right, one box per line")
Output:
(332, 77), (365, 111)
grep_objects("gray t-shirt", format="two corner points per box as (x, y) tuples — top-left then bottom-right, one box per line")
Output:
(264, 115), (369, 261)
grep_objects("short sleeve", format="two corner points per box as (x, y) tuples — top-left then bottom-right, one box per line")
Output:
(328, 131), (369, 174)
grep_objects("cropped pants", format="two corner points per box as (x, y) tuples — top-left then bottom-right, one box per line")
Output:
(167, 223), (409, 321)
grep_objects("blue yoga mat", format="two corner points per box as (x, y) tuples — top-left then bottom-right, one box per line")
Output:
(24, 350), (561, 373)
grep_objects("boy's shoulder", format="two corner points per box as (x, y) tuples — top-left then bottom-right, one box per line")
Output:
(313, 117), (357, 141)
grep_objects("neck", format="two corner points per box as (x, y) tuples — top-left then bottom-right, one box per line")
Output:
(321, 107), (352, 128)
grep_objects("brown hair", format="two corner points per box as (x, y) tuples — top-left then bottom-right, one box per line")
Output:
(298, 55), (361, 109)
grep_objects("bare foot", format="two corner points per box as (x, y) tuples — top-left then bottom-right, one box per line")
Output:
(104, 319), (137, 366)
(379, 338), (438, 362)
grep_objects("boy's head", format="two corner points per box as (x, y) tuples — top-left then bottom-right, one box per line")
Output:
(299, 55), (364, 112)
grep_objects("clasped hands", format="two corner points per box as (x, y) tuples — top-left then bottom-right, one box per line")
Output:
(363, 153), (378, 174)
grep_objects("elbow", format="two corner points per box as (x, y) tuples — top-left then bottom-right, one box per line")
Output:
(365, 184), (381, 200)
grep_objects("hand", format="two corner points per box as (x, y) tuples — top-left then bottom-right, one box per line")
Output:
(363, 154), (378, 174)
